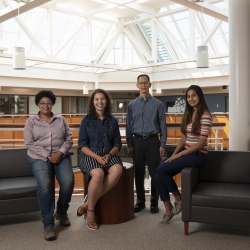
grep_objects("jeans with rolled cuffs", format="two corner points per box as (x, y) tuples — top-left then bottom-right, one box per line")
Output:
(155, 150), (207, 201)
(28, 155), (74, 228)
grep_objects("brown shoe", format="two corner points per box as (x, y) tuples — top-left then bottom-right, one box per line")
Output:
(77, 195), (88, 217)
(44, 227), (56, 241)
(54, 212), (70, 226)
(86, 209), (98, 230)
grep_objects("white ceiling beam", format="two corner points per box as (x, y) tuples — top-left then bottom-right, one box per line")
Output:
(125, 2), (155, 15)
(123, 26), (151, 61)
(0, 53), (123, 70)
(46, 6), (117, 25)
(87, 3), (117, 15)
(151, 19), (157, 63)
(15, 15), (49, 57)
(3, 0), (49, 57)
(124, 6), (187, 26)
(0, 0), (51, 23)
(127, 22), (149, 65)
(170, 0), (228, 22)
(202, 19), (222, 46)
(53, 19), (89, 59)
(94, 30), (118, 63)
(189, 9), (195, 57)
(98, 31), (120, 65)
(154, 18), (189, 58)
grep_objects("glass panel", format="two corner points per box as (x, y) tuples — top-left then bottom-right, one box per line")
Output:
(53, 97), (62, 114)
(0, 95), (9, 115)
(62, 97), (77, 114)
(78, 97), (88, 113)
(9, 95), (28, 114)
(29, 96), (39, 114)
(62, 97), (88, 114)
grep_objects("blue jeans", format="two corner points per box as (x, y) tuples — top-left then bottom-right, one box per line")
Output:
(28, 155), (74, 227)
(155, 151), (207, 201)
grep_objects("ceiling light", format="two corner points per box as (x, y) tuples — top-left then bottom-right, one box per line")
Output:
(13, 47), (26, 69)
(156, 67), (162, 94)
(83, 84), (88, 95)
(196, 1), (209, 68)
(13, 2), (25, 70)
(156, 86), (162, 94)
(83, 71), (89, 95)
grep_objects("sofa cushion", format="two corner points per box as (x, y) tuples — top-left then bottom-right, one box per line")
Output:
(0, 148), (33, 178)
(0, 177), (38, 200)
(199, 151), (250, 184)
(192, 182), (250, 211)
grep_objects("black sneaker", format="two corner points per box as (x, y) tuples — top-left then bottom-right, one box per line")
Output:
(134, 203), (145, 213)
(150, 205), (159, 213)
(44, 227), (56, 241)
(54, 212), (70, 226)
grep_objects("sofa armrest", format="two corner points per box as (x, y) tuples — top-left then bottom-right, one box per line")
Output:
(181, 167), (199, 222)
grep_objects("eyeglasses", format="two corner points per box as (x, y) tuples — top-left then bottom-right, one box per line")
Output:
(39, 102), (52, 106)
(137, 81), (150, 85)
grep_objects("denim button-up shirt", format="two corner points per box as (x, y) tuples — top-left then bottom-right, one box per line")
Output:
(78, 115), (122, 153)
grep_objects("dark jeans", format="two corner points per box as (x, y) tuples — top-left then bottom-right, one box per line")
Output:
(155, 151), (207, 201)
(28, 155), (74, 227)
(133, 136), (161, 207)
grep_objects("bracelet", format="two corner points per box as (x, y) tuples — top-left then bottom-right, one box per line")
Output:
(108, 152), (113, 157)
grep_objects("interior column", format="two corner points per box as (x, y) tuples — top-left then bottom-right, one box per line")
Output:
(229, 0), (250, 150)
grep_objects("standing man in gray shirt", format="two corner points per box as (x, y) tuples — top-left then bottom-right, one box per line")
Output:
(126, 74), (167, 213)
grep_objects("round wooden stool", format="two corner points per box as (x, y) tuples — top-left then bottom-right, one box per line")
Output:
(83, 162), (134, 224)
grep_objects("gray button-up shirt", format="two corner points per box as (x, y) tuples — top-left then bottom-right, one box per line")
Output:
(126, 94), (167, 148)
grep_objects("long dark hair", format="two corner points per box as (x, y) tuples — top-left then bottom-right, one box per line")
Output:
(180, 85), (210, 134)
(87, 89), (112, 117)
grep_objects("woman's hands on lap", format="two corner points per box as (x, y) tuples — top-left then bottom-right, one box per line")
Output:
(96, 154), (111, 165)
(165, 153), (182, 162)
(48, 151), (63, 164)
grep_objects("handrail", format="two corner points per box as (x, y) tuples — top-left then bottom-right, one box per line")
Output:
(0, 112), (229, 118)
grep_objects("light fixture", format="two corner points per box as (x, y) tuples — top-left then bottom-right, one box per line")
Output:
(196, 1), (209, 68)
(83, 71), (89, 95)
(13, 1), (26, 70)
(156, 67), (162, 94)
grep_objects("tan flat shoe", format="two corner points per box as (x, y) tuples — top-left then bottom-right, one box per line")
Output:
(77, 195), (88, 217)
(159, 211), (174, 224)
(173, 201), (182, 215)
(86, 209), (98, 230)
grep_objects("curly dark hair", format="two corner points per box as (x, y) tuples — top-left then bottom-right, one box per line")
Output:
(35, 90), (56, 106)
(180, 85), (211, 134)
(87, 89), (112, 117)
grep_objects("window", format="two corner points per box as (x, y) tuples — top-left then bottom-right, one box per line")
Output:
(0, 95), (9, 115)
(9, 95), (28, 114)
(62, 97), (88, 114)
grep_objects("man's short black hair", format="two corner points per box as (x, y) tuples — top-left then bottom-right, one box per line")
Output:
(137, 74), (150, 83)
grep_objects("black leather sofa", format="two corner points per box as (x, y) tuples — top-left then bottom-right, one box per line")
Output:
(182, 150), (250, 235)
(0, 148), (39, 216)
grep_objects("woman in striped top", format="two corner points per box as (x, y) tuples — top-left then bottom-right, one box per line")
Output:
(155, 85), (212, 224)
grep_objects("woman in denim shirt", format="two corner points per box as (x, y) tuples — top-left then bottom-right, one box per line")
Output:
(77, 89), (123, 230)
